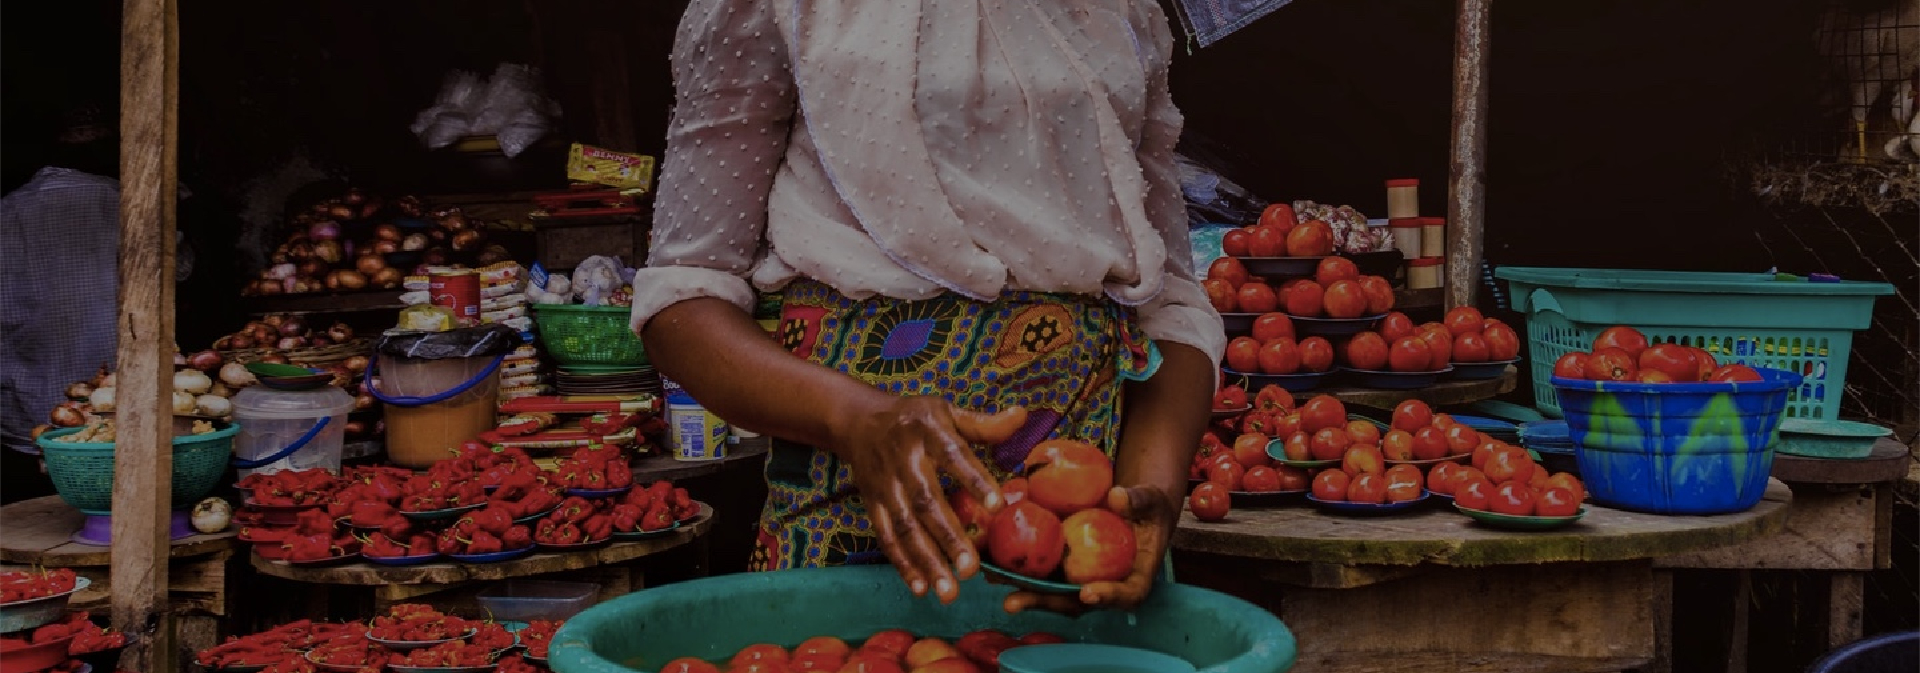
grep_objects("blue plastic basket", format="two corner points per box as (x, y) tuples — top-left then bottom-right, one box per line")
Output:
(1497, 266), (1892, 420)
(1553, 367), (1801, 515)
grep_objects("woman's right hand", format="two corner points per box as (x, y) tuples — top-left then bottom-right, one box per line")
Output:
(835, 397), (1027, 604)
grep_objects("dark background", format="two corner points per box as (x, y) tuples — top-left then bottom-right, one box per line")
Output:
(2, 1), (1913, 671)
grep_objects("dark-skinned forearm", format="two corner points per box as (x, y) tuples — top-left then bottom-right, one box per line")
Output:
(1114, 343), (1214, 513)
(641, 297), (891, 452)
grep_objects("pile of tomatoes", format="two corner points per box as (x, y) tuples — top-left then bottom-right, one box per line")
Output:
(1552, 325), (1762, 383)
(1205, 256), (1396, 321)
(946, 440), (1136, 586)
(656, 628), (1068, 673)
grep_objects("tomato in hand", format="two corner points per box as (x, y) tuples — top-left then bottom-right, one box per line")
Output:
(1592, 326), (1650, 358)
(1552, 352), (1589, 380)
(1638, 344), (1700, 382)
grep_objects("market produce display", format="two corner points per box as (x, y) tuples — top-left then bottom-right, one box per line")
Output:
(949, 439), (1136, 587)
(656, 628), (1069, 673)
(1550, 325), (1761, 384)
(0, 569), (78, 604)
(242, 189), (514, 298)
(198, 605), (550, 673)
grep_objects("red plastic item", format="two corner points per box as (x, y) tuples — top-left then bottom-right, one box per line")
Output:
(0, 634), (75, 673)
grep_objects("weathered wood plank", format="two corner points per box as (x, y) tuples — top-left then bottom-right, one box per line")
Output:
(1654, 483), (1875, 570)
(113, 0), (180, 670)
(1771, 437), (1911, 484)
(1445, 0), (1491, 310)
(0, 496), (236, 566)
(1174, 479), (1792, 566)
(1828, 573), (1865, 649)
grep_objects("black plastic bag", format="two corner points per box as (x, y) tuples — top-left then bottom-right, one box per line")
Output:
(376, 324), (523, 360)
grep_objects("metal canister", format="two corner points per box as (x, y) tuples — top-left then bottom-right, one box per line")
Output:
(429, 268), (482, 326)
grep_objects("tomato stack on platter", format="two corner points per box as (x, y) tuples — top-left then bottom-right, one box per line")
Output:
(654, 627), (1070, 673)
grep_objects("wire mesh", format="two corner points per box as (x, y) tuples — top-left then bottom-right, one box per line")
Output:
(1791, 0), (1920, 164)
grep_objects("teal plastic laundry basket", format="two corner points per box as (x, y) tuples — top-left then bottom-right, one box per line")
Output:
(549, 565), (1295, 673)
(1497, 267), (1892, 420)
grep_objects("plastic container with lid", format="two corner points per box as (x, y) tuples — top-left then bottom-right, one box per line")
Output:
(666, 390), (729, 462)
(370, 325), (519, 469)
(477, 580), (600, 621)
(232, 385), (353, 477)
(1418, 216), (1447, 257)
(1389, 218), (1423, 259)
(1408, 257), (1445, 289)
(1385, 179), (1420, 219)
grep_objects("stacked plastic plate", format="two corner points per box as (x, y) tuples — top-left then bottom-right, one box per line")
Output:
(1518, 420), (1579, 476)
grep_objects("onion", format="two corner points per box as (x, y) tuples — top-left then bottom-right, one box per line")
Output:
(259, 354), (290, 365)
(311, 202), (332, 215)
(451, 229), (482, 252)
(287, 242), (313, 261)
(354, 393), (375, 412)
(191, 498), (232, 534)
(355, 253), (388, 276)
(334, 270), (368, 290)
(312, 240), (344, 264)
(87, 387), (115, 412)
(298, 260), (329, 279)
(94, 370), (114, 388)
(174, 352), (189, 367)
(212, 335), (234, 350)
(476, 244), (512, 265)
(270, 247), (290, 264)
(328, 324), (356, 343)
(174, 369), (214, 394)
(422, 248), (451, 265)
(402, 233), (430, 251)
(343, 188), (366, 206)
(360, 202), (381, 220)
(309, 220), (341, 241)
(195, 394), (232, 417)
(309, 336), (332, 348)
(66, 382), (94, 400)
(219, 362), (257, 388)
(230, 334), (256, 350)
(344, 420), (368, 437)
(374, 224), (403, 241)
(277, 336), (307, 350)
(251, 325), (276, 343)
(186, 349), (224, 372)
(279, 318), (307, 337)
(268, 263), (297, 280)
(208, 381), (231, 398)
(437, 209), (470, 231)
(398, 196), (423, 217)
(172, 391), (197, 415)
(261, 316), (284, 327)
(51, 404), (87, 427)
(328, 204), (356, 221)
(372, 239), (400, 254)
(371, 267), (404, 288)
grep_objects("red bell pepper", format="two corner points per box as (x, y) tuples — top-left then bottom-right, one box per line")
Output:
(555, 496), (592, 523)
(503, 525), (533, 550)
(582, 514), (613, 541)
(466, 531), (504, 554)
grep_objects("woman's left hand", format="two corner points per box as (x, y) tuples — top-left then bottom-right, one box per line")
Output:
(1001, 484), (1180, 615)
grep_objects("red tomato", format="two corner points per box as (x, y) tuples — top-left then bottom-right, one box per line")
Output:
(1552, 352), (1589, 379)
(1297, 337), (1335, 373)
(1471, 441), (1501, 470)
(1453, 332), (1491, 363)
(1358, 276), (1396, 315)
(1283, 281), (1325, 317)
(659, 658), (722, 673)
(984, 501), (1066, 579)
(1490, 481), (1536, 516)
(1708, 364), (1764, 382)
(1427, 462), (1462, 495)
(1383, 465), (1424, 502)
(1536, 487), (1580, 517)
(1251, 312), (1294, 342)
(1273, 466), (1310, 491)
(1258, 204), (1298, 233)
(797, 637), (853, 660)
(1545, 473), (1586, 503)
(1272, 412), (1304, 438)
(1381, 429), (1416, 461)
(1018, 632), (1066, 646)
(1341, 443), (1384, 477)
(1638, 344), (1700, 382)
(1224, 337), (1262, 373)
(1207, 257), (1250, 288)
(1345, 420), (1381, 447)
(1391, 400), (1434, 432)
(1205, 461), (1246, 491)
(1691, 347), (1718, 380)
(1388, 336), (1433, 372)
(1443, 425), (1481, 455)
(1346, 473), (1388, 504)
(1257, 338), (1301, 375)
(1379, 312), (1417, 343)
(1310, 428), (1353, 461)
(1000, 478), (1029, 508)
(1637, 370), (1674, 383)
(1285, 220), (1335, 257)
(1592, 326), (1650, 358)
(1483, 447), (1538, 485)
(1023, 440), (1114, 516)
(1058, 508), (1137, 585)
(1231, 433), (1271, 469)
(792, 654), (847, 671)
(1221, 229), (1252, 257)
(1241, 466), (1282, 493)
(1454, 476), (1494, 511)
(1280, 431), (1313, 461)
(1315, 257), (1361, 287)
(1443, 307), (1485, 337)
(1417, 328), (1453, 370)
(1254, 386), (1295, 412)
(1410, 426), (1450, 461)
(1483, 323), (1522, 361)
(861, 630), (917, 660)
(838, 655), (907, 673)
(1204, 279), (1237, 313)
(731, 644), (791, 668)
(1237, 283), (1279, 314)
(1298, 395), (1347, 433)
(947, 489), (993, 548)
(1322, 280), (1369, 319)
(1248, 226), (1289, 257)
(1311, 470), (1350, 501)
(1582, 347), (1638, 381)
(1212, 384), (1249, 411)
(1187, 483), (1230, 522)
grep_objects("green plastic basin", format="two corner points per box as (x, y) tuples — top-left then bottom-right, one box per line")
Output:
(549, 566), (1295, 673)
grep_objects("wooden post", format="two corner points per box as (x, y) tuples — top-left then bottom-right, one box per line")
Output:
(1446, 0), (1491, 310)
(112, 0), (180, 671)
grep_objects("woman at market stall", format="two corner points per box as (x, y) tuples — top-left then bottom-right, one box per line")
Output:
(632, 0), (1222, 613)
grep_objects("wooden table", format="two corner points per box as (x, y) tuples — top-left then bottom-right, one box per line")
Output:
(1171, 480), (1793, 673)
(0, 496), (238, 668)
(630, 437), (769, 483)
(1650, 437), (1912, 672)
(248, 504), (715, 609)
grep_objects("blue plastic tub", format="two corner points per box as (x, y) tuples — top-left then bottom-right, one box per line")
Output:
(1552, 367), (1801, 514)
(549, 566), (1295, 673)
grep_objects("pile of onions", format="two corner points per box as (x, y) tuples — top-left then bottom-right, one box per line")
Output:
(241, 189), (495, 297)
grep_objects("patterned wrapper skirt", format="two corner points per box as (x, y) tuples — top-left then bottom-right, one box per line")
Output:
(748, 280), (1156, 571)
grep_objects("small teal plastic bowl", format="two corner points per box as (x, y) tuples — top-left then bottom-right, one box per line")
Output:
(1776, 419), (1891, 459)
(998, 643), (1199, 673)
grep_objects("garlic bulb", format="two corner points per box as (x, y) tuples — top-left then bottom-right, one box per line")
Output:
(89, 387), (116, 412)
(190, 497), (231, 533)
(195, 394), (232, 418)
(219, 362), (257, 389)
(174, 369), (213, 395)
(172, 391), (197, 415)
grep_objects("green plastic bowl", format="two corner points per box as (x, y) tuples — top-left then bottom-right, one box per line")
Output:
(999, 643), (1199, 673)
(36, 423), (238, 515)
(548, 565), (1295, 673)
(1776, 419), (1891, 459)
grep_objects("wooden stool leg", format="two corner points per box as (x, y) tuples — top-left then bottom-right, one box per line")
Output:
(1642, 569), (1675, 673)
(1724, 570), (1752, 673)
(1828, 572), (1866, 649)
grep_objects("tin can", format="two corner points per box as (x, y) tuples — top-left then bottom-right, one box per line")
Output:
(429, 268), (482, 326)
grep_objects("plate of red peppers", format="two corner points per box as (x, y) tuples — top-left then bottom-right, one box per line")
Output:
(387, 640), (499, 673)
